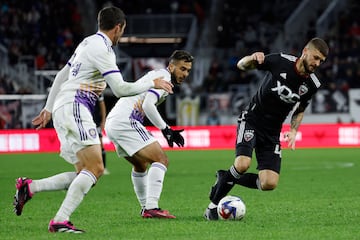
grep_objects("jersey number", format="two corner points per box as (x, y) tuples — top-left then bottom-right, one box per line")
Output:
(274, 144), (281, 157)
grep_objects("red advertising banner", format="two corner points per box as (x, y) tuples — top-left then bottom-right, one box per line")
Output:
(0, 124), (359, 153)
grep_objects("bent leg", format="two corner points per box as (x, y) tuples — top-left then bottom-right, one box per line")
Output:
(209, 155), (252, 205)
(29, 172), (77, 194)
(258, 169), (279, 190)
(131, 142), (168, 210)
(54, 144), (102, 222)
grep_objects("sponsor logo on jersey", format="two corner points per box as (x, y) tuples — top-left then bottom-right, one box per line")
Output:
(271, 80), (300, 104)
(244, 130), (254, 142)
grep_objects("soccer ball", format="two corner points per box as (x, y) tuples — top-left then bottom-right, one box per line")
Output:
(217, 195), (246, 220)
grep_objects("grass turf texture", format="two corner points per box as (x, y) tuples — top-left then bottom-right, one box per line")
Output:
(1, 148), (359, 240)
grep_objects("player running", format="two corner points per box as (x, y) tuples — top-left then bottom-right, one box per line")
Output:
(13, 6), (173, 233)
(204, 38), (329, 220)
(105, 50), (193, 219)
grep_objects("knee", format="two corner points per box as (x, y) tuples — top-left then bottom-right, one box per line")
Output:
(234, 156), (251, 173)
(260, 179), (278, 191)
(158, 156), (169, 168)
(95, 161), (105, 178)
(87, 159), (104, 178)
(133, 163), (148, 172)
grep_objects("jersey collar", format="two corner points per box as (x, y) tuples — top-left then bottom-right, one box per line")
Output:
(96, 31), (113, 46)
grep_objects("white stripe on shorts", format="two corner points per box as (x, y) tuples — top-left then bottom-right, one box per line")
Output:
(236, 120), (246, 144)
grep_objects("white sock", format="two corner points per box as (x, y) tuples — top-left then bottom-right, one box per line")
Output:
(208, 202), (217, 209)
(256, 178), (263, 190)
(145, 162), (167, 210)
(54, 170), (97, 222)
(131, 169), (147, 208)
(29, 172), (77, 194)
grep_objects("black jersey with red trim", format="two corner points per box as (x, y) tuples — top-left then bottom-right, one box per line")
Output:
(244, 53), (321, 133)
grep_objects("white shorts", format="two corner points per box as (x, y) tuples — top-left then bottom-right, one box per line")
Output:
(105, 118), (157, 157)
(53, 102), (100, 164)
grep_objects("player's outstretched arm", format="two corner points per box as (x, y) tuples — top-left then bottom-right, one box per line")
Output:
(106, 74), (173, 97)
(237, 52), (265, 71)
(153, 78), (173, 94)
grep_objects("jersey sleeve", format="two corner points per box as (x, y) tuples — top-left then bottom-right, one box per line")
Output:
(141, 70), (170, 130)
(142, 91), (167, 130)
(89, 47), (154, 97)
(257, 53), (279, 71)
(44, 64), (70, 112)
(89, 45), (119, 76)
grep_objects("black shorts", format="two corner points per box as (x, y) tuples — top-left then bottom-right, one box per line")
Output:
(235, 119), (282, 173)
(96, 126), (103, 138)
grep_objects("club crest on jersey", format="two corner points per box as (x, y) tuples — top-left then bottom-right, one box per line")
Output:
(244, 130), (254, 142)
(89, 128), (97, 138)
(299, 84), (308, 96)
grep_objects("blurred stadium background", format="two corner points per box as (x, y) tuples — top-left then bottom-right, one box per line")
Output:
(0, 0), (359, 150)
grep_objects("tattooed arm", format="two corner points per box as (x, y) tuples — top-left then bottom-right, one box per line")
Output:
(284, 106), (305, 150)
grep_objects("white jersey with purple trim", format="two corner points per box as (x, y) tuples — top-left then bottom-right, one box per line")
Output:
(52, 32), (122, 114)
(106, 68), (170, 127)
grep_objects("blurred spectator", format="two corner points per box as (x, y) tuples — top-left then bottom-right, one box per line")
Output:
(206, 110), (220, 126)
(0, 1), (83, 69)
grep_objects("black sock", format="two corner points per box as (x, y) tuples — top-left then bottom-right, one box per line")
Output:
(234, 173), (259, 189)
(102, 149), (106, 168)
(209, 170), (235, 204)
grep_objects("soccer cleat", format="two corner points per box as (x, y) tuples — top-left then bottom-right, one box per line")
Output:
(13, 177), (33, 216)
(204, 207), (219, 220)
(48, 220), (85, 233)
(142, 208), (176, 219)
(209, 170), (234, 204)
(141, 207), (169, 216)
(140, 207), (146, 216)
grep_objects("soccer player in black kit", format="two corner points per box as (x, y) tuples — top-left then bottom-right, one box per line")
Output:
(204, 38), (329, 220)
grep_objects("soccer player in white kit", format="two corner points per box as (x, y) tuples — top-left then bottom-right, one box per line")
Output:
(13, 7), (173, 233)
(105, 50), (193, 218)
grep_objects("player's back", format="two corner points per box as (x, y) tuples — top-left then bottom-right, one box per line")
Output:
(53, 33), (114, 113)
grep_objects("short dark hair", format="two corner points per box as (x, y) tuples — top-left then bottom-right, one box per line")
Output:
(307, 37), (329, 57)
(169, 50), (194, 63)
(98, 7), (126, 31)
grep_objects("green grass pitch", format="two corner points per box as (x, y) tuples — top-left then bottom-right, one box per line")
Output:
(1, 148), (359, 240)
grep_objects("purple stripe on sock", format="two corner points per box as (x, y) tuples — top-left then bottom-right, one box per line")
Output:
(132, 170), (147, 177)
(151, 162), (167, 172)
(80, 170), (97, 184)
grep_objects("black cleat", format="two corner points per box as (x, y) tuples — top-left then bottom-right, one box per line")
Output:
(204, 207), (219, 220)
(13, 177), (33, 216)
(209, 170), (234, 204)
